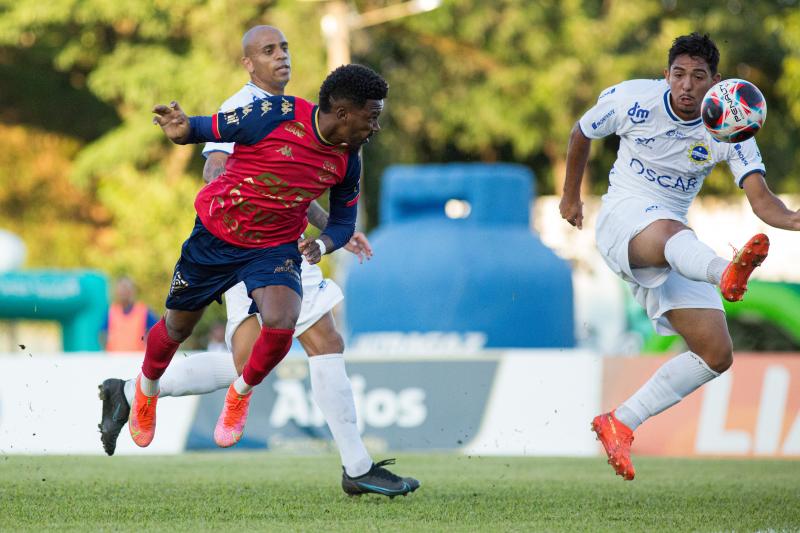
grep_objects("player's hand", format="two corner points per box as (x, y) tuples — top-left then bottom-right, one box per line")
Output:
(152, 101), (191, 144)
(343, 232), (373, 263)
(559, 194), (584, 230)
(298, 238), (322, 265)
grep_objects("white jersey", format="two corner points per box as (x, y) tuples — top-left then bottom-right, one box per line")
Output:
(202, 82), (272, 157)
(579, 79), (765, 218)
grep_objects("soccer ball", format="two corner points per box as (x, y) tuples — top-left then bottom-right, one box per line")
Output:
(701, 79), (767, 143)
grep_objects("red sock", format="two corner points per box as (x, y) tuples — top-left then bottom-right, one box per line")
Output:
(141, 318), (181, 380)
(242, 327), (294, 386)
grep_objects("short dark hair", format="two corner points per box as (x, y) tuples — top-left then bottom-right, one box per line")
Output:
(668, 33), (720, 74)
(318, 64), (388, 112)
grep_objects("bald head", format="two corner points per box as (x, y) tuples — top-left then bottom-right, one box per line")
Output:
(240, 25), (291, 95)
(242, 25), (280, 56)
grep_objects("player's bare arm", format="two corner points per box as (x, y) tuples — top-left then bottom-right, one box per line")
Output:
(152, 102), (191, 144)
(742, 173), (800, 231)
(307, 201), (330, 231)
(560, 122), (592, 229)
(202, 152), (228, 183)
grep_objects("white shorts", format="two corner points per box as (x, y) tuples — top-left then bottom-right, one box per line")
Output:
(223, 257), (343, 351)
(596, 194), (723, 336)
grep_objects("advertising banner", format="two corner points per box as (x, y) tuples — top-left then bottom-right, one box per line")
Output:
(601, 354), (800, 457)
(187, 357), (499, 452)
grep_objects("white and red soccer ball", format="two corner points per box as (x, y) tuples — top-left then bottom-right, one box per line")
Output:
(701, 79), (767, 143)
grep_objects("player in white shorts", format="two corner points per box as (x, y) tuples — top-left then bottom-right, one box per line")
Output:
(99, 25), (419, 497)
(560, 33), (800, 480)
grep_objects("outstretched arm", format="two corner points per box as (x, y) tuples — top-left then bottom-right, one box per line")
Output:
(559, 122), (592, 229)
(152, 102), (192, 144)
(743, 173), (800, 230)
(154, 96), (288, 146)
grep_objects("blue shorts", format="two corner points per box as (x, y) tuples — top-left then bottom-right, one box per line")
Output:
(165, 218), (302, 311)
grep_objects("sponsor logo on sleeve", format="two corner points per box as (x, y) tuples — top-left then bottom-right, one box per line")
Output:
(599, 87), (617, 99)
(591, 109), (615, 130)
(733, 143), (749, 166)
(280, 98), (293, 115)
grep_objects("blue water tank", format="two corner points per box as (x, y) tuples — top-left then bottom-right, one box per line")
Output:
(344, 163), (574, 349)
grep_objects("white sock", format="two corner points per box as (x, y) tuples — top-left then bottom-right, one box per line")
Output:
(124, 378), (135, 405)
(664, 229), (726, 285)
(139, 375), (159, 397)
(157, 352), (238, 397)
(233, 375), (252, 395)
(707, 257), (729, 286)
(309, 353), (373, 477)
(615, 351), (719, 431)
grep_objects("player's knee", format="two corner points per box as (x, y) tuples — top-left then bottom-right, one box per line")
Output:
(322, 332), (345, 355)
(261, 316), (298, 330)
(232, 348), (248, 375)
(708, 351), (733, 373)
(703, 339), (733, 373)
(164, 320), (193, 342)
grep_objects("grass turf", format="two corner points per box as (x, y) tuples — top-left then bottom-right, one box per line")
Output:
(0, 453), (798, 532)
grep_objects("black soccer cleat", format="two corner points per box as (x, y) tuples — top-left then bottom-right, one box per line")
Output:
(98, 378), (131, 456)
(341, 458), (420, 498)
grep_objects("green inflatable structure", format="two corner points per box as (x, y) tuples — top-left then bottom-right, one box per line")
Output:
(0, 270), (108, 352)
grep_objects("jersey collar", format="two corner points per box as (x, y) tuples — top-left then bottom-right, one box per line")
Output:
(312, 106), (335, 146)
(246, 81), (272, 99)
(663, 90), (703, 127)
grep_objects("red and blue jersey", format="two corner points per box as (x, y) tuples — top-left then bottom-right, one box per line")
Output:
(187, 96), (360, 249)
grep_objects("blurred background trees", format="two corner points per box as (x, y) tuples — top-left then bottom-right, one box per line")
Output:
(1, 0), (798, 310)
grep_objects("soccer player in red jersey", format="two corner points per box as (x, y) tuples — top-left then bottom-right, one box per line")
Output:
(132, 65), (386, 454)
(100, 27), (418, 497)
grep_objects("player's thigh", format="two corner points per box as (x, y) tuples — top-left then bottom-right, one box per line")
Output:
(231, 315), (261, 374)
(240, 241), (303, 330)
(298, 312), (344, 356)
(628, 219), (690, 268)
(664, 307), (733, 372)
(251, 285), (302, 329)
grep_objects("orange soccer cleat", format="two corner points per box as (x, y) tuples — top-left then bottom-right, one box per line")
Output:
(719, 233), (770, 302)
(213, 384), (253, 448)
(129, 374), (159, 447)
(592, 412), (635, 481)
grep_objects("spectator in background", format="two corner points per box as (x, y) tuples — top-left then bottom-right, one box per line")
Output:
(101, 277), (159, 353)
(206, 321), (227, 352)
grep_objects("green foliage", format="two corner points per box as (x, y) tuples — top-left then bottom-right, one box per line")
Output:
(1, 0), (799, 325)
(1, 454), (799, 531)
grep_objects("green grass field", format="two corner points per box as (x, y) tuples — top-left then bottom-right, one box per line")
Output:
(1, 453), (798, 532)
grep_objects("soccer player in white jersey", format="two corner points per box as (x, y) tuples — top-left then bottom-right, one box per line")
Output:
(560, 33), (800, 480)
(99, 25), (419, 497)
